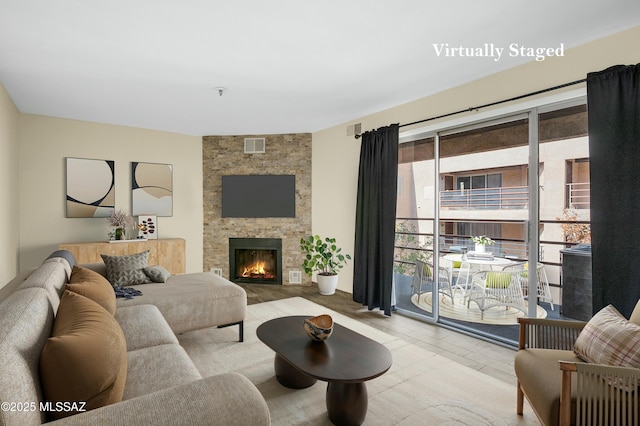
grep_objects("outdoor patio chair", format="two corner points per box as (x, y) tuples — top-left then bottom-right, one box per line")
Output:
(441, 256), (462, 289)
(448, 245), (466, 253)
(502, 262), (554, 310)
(453, 259), (475, 298)
(412, 260), (455, 305)
(466, 270), (527, 320)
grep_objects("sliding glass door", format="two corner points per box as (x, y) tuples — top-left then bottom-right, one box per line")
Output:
(394, 98), (590, 346)
(395, 136), (436, 319)
(435, 114), (530, 343)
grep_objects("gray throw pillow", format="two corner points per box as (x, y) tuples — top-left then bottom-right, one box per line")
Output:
(143, 266), (171, 283)
(101, 251), (150, 287)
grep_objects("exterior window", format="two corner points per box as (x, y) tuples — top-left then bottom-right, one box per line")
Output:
(456, 173), (501, 190)
(566, 158), (590, 209)
(443, 171), (523, 210)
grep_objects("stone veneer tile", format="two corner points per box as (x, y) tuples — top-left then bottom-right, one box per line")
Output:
(202, 134), (312, 285)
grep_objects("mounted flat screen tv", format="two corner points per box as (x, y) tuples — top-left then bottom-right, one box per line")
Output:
(222, 175), (296, 218)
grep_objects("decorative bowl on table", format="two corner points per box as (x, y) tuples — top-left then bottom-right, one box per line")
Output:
(303, 314), (334, 341)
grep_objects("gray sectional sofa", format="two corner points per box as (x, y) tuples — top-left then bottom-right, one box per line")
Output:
(0, 251), (270, 425)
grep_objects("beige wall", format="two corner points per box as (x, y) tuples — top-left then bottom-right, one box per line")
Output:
(312, 25), (640, 294)
(312, 124), (362, 293)
(0, 84), (20, 286)
(18, 115), (203, 272)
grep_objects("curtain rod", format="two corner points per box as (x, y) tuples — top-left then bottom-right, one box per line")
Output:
(354, 78), (586, 139)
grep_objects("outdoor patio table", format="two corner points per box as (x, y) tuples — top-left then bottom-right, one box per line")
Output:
(443, 253), (513, 297)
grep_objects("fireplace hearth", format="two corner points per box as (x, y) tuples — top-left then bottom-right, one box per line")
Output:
(229, 238), (282, 285)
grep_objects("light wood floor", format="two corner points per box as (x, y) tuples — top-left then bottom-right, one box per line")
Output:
(239, 282), (519, 387)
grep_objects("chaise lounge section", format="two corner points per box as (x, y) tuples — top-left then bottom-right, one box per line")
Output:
(83, 261), (246, 339)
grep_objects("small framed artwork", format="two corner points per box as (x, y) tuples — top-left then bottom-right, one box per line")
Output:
(137, 215), (157, 239)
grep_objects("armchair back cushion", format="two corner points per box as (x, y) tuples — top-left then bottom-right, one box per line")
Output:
(573, 304), (640, 368)
(629, 299), (640, 326)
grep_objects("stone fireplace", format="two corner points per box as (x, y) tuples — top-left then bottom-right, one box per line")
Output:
(228, 238), (282, 285)
(202, 133), (312, 285)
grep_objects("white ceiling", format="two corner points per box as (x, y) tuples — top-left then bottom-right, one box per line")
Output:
(1, 1), (639, 136)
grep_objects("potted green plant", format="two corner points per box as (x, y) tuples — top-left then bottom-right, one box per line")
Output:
(107, 209), (134, 240)
(470, 235), (495, 253)
(300, 235), (352, 295)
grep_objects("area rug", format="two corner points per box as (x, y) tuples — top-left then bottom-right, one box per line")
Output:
(411, 292), (547, 325)
(178, 297), (537, 425)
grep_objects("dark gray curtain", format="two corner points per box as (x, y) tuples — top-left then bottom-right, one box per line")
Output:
(353, 124), (399, 316)
(587, 63), (640, 318)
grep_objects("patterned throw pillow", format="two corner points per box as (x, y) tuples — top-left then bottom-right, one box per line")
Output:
(574, 304), (640, 368)
(100, 251), (150, 287)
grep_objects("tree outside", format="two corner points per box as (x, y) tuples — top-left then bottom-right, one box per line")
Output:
(394, 220), (433, 275)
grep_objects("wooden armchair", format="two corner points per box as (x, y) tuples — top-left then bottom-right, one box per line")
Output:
(515, 316), (640, 425)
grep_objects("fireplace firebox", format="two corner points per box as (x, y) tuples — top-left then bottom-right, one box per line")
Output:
(228, 238), (282, 285)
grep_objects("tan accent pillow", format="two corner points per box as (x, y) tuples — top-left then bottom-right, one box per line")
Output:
(574, 304), (640, 368)
(40, 291), (127, 420)
(66, 265), (116, 315)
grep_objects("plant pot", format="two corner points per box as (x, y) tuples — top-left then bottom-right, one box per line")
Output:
(115, 227), (126, 240)
(474, 243), (485, 253)
(317, 274), (339, 295)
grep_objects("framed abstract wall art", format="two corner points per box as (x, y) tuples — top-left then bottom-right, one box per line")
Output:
(66, 157), (115, 218)
(132, 162), (173, 217)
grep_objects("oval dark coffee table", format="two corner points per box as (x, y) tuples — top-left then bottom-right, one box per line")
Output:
(257, 315), (392, 426)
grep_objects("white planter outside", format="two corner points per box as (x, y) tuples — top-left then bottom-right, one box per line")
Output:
(474, 243), (486, 253)
(317, 274), (339, 295)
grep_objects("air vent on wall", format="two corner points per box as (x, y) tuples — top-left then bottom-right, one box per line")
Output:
(289, 270), (302, 284)
(346, 123), (362, 137)
(244, 138), (266, 154)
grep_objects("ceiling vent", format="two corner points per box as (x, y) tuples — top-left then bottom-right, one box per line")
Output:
(244, 137), (265, 154)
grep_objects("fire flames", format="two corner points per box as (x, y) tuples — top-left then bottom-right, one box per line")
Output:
(241, 261), (275, 279)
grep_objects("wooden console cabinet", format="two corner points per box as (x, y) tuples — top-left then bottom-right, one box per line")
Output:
(58, 238), (185, 275)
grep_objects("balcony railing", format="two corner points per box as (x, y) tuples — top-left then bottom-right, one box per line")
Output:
(440, 186), (528, 210)
(394, 217), (591, 291)
(567, 182), (590, 209)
